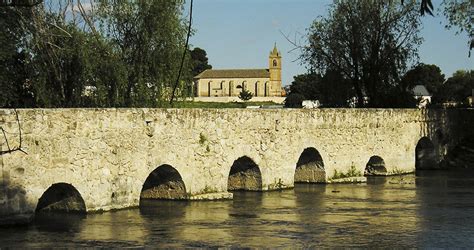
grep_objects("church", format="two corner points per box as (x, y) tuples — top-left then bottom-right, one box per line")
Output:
(194, 44), (282, 97)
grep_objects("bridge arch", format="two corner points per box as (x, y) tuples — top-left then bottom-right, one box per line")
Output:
(416, 137), (436, 170)
(227, 156), (262, 191)
(140, 164), (187, 200)
(294, 147), (325, 183)
(35, 183), (86, 214)
(364, 155), (387, 176)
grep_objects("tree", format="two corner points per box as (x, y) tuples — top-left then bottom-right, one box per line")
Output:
(400, 63), (445, 94)
(95, 0), (191, 107)
(0, 6), (34, 107)
(441, 0), (473, 55)
(303, 0), (422, 107)
(238, 89), (253, 101)
(289, 73), (321, 99)
(288, 71), (354, 107)
(190, 47), (212, 77)
(412, 0), (473, 55)
(284, 93), (304, 108)
(433, 70), (474, 106)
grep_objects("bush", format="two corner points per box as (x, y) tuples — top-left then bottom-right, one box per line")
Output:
(238, 89), (253, 101)
(284, 93), (305, 108)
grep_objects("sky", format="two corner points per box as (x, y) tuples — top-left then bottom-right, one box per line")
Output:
(188, 0), (473, 86)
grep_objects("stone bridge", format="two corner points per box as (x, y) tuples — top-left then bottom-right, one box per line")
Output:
(1, 108), (473, 224)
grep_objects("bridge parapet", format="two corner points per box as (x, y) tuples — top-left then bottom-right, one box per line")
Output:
(0, 108), (473, 225)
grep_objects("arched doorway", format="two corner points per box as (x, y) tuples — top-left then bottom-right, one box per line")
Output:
(364, 155), (387, 175)
(416, 137), (437, 170)
(36, 183), (86, 214)
(227, 156), (262, 191)
(229, 81), (233, 96)
(294, 147), (325, 183)
(140, 165), (187, 200)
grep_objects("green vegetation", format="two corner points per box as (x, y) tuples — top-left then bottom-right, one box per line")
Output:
(331, 165), (362, 180)
(284, 93), (304, 108)
(0, 0), (208, 108)
(433, 70), (474, 107)
(238, 89), (253, 102)
(300, 0), (422, 108)
(401, 64), (445, 96)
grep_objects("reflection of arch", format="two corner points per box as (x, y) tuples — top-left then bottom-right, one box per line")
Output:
(294, 147), (325, 183)
(228, 156), (262, 191)
(36, 183), (86, 214)
(416, 137), (436, 170)
(364, 155), (387, 176)
(141, 164), (187, 200)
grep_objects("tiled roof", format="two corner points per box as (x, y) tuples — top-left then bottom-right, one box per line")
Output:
(195, 69), (270, 79)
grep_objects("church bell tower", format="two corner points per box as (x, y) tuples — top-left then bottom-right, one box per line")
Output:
(269, 43), (282, 96)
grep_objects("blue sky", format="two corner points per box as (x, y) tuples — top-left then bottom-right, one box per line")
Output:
(188, 0), (473, 86)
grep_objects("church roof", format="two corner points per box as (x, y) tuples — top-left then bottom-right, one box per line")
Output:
(195, 69), (270, 79)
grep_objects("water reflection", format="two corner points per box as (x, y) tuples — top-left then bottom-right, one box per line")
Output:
(2, 171), (474, 247)
(415, 170), (474, 247)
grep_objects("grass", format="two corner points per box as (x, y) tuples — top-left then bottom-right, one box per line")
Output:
(162, 101), (280, 109)
(331, 165), (363, 179)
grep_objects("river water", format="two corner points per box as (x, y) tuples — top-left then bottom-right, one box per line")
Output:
(1, 170), (474, 248)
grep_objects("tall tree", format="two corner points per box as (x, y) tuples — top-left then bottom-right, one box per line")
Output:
(434, 70), (474, 105)
(289, 71), (354, 107)
(190, 47), (212, 77)
(441, 0), (473, 55)
(400, 63), (445, 94)
(302, 0), (422, 107)
(95, 0), (191, 107)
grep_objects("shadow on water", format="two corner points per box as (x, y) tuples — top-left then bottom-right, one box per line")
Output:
(139, 199), (187, 218)
(34, 213), (86, 233)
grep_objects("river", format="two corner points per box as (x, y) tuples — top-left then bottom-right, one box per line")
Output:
(1, 170), (474, 248)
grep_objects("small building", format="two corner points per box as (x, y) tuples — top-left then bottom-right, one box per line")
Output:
(412, 85), (431, 108)
(194, 44), (282, 98)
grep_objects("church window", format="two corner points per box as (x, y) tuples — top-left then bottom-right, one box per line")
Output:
(273, 59), (277, 67)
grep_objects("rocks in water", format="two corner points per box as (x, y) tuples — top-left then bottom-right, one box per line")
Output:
(365, 156), (388, 176)
(364, 164), (388, 176)
(228, 156), (263, 191)
(39, 196), (86, 213)
(328, 177), (367, 183)
(140, 180), (187, 200)
(294, 162), (326, 183)
(36, 183), (86, 214)
(227, 168), (262, 191)
(189, 192), (233, 200)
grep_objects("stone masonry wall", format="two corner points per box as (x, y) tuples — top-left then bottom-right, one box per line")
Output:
(1, 108), (473, 224)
